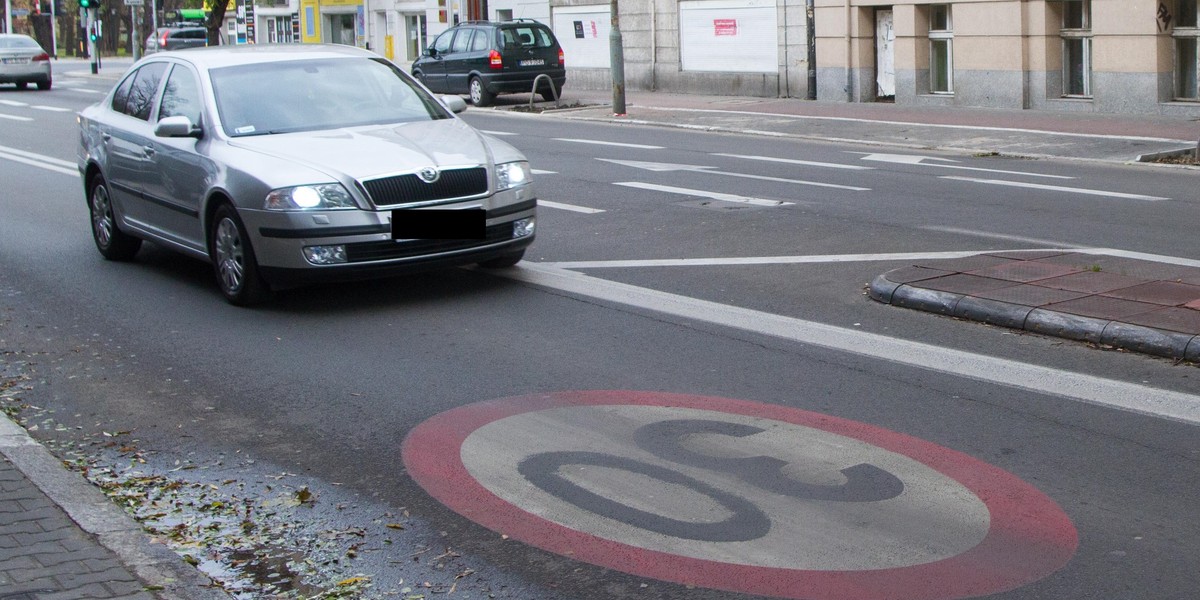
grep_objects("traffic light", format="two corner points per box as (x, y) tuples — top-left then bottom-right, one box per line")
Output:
(80, 0), (101, 9)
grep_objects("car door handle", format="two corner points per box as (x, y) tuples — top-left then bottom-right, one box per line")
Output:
(143, 146), (156, 156)
(101, 133), (111, 142)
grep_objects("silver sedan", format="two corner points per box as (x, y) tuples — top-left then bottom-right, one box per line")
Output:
(0, 34), (52, 90)
(77, 44), (536, 305)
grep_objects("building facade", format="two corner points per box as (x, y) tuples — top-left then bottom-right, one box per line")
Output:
(230, 0), (1200, 116)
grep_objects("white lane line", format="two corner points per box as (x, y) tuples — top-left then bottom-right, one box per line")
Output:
(615, 182), (794, 207)
(941, 176), (1169, 201)
(557, 138), (664, 149)
(532, 169), (556, 175)
(30, 105), (73, 112)
(919, 226), (1087, 248)
(653, 107), (1194, 144)
(540, 200), (605, 214)
(0, 145), (77, 169)
(498, 263), (1200, 426)
(0, 113), (33, 122)
(542, 249), (1070, 270)
(0, 150), (77, 176)
(481, 130), (517, 136)
(0, 100), (28, 107)
(67, 87), (101, 94)
(854, 152), (1074, 179)
(600, 159), (871, 191)
(713, 153), (874, 171)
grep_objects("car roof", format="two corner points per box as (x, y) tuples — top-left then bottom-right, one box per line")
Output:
(141, 43), (376, 70)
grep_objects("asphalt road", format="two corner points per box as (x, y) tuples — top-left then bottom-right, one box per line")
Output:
(1, 66), (1198, 600)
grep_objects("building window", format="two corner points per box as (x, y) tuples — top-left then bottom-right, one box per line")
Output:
(266, 17), (295, 43)
(1061, 0), (1092, 97)
(1175, 0), (1200, 99)
(928, 4), (953, 94)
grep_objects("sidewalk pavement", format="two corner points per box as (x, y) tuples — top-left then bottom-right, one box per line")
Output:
(7, 56), (1196, 599)
(869, 251), (1200, 361)
(0, 368), (229, 599)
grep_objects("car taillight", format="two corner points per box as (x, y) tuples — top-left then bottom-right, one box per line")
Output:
(161, 31), (170, 48)
(489, 49), (502, 69)
(558, 49), (564, 66)
(32, 52), (49, 62)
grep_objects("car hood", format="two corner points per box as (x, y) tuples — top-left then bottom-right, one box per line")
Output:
(226, 118), (498, 182)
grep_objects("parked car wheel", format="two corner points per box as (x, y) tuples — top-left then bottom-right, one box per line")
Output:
(538, 82), (561, 102)
(88, 174), (142, 261)
(469, 76), (494, 107)
(478, 249), (525, 269)
(210, 204), (269, 306)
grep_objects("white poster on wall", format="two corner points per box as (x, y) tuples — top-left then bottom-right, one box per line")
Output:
(552, 5), (611, 69)
(680, 0), (777, 73)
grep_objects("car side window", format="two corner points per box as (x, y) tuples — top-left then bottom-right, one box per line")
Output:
(158, 64), (203, 125)
(450, 29), (472, 53)
(470, 29), (491, 52)
(111, 71), (136, 114)
(431, 31), (453, 54)
(125, 62), (169, 121)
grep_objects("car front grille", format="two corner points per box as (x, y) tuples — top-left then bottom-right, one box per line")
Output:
(362, 168), (489, 207)
(344, 223), (514, 263)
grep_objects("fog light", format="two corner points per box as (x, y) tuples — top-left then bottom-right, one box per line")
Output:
(303, 245), (347, 265)
(513, 217), (535, 238)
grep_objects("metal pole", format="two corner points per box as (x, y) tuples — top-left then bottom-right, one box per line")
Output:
(806, 0), (816, 100)
(609, 0), (625, 115)
(50, 0), (58, 57)
(131, 4), (139, 60)
(4, 0), (12, 34)
(88, 7), (97, 73)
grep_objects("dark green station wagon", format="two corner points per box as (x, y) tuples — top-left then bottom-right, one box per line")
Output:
(412, 19), (566, 107)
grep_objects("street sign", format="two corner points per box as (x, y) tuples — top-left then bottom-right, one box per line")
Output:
(124, 0), (144, 5)
(404, 391), (1078, 600)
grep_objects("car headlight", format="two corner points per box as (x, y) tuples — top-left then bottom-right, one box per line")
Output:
(496, 161), (532, 191)
(264, 184), (357, 210)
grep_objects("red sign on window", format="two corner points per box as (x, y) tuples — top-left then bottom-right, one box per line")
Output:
(714, 18), (737, 36)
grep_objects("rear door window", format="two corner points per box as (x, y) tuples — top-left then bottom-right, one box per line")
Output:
(450, 29), (473, 53)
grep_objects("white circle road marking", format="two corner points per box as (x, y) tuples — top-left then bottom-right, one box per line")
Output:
(403, 391), (1078, 600)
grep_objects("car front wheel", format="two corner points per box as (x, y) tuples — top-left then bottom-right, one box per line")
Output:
(210, 204), (270, 306)
(469, 77), (494, 107)
(88, 173), (142, 260)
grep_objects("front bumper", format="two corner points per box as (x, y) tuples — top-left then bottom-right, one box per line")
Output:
(241, 190), (537, 287)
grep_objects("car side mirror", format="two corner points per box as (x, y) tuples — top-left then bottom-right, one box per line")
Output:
(155, 115), (202, 139)
(425, 47), (437, 58)
(441, 95), (468, 114)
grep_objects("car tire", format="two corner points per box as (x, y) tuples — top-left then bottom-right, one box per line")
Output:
(478, 249), (524, 269)
(210, 204), (270, 306)
(15, 81), (27, 90)
(538, 83), (562, 102)
(36, 77), (51, 91)
(469, 77), (494, 107)
(88, 173), (142, 261)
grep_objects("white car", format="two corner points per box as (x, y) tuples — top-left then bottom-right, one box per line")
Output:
(0, 34), (52, 90)
(78, 44), (537, 305)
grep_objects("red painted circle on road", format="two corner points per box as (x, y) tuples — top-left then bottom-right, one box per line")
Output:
(402, 391), (1077, 600)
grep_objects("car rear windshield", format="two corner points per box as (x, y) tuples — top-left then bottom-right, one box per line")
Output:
(210, 57), (453, 137)
(0, 36), (42, 49)
(499, 26), (556, 50)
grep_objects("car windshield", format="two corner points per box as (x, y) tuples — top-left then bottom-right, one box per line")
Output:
(0, 36), (42, 49)
(210, 57), (451, 137)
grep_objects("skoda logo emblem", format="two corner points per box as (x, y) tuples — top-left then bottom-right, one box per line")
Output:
(417, 167), (440, 184)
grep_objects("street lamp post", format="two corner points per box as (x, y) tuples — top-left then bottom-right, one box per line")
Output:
(806, 0), (816, 100)
(609, 0), (625, 115)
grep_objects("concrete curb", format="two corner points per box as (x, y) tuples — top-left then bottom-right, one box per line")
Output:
(0, 415), (232, 600)
(869, 271), (1200, 362)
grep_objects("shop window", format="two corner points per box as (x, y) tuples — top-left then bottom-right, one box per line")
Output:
(928, 4), (953, 94)
(1061, 0), (1091, 97)
(1175, 0), (1200, 99)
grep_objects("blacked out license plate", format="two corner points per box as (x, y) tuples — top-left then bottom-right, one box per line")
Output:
(392, 208), (485, 240)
